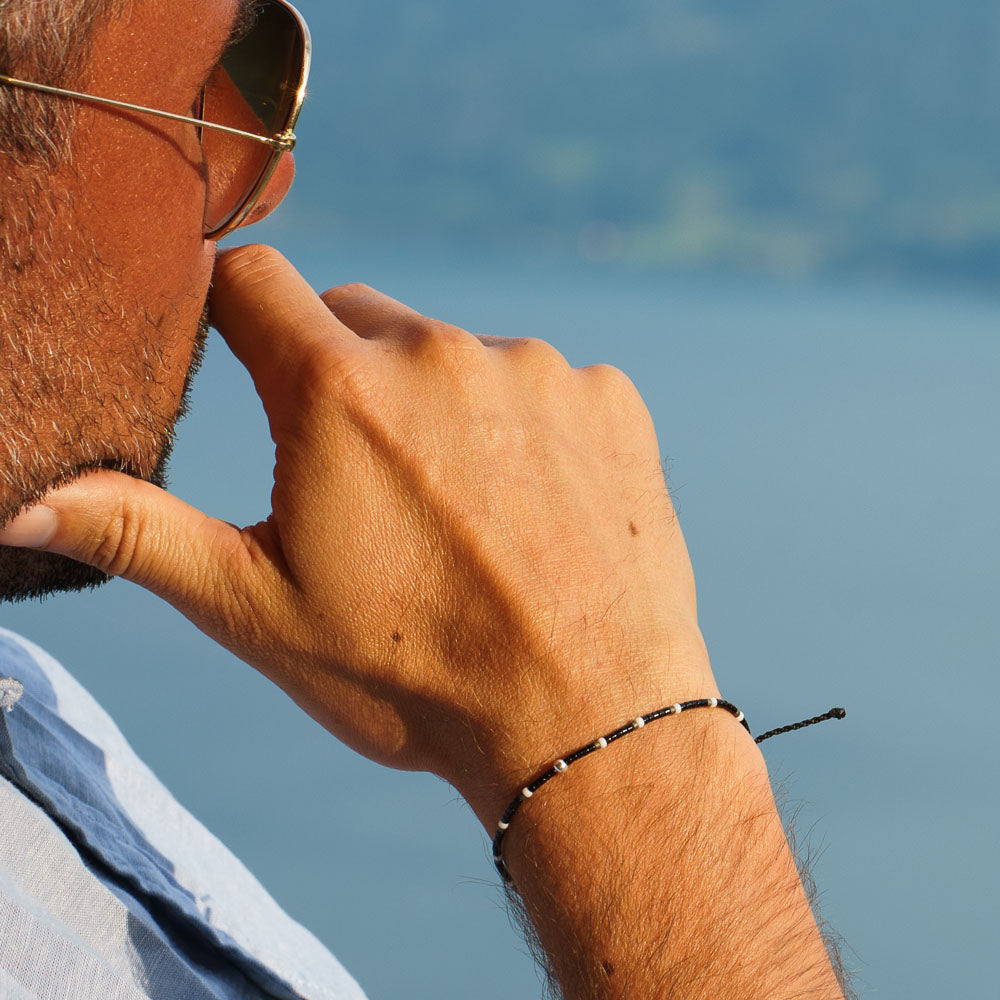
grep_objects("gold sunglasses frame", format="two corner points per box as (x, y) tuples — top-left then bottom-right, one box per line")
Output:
(0, 0), (312, 240)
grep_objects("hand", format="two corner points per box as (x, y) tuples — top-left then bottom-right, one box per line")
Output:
(0, 245), (719, 824)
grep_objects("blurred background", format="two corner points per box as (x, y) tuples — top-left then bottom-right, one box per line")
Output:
(281, 0), (1000, 284)
(5, 1), (999, 997)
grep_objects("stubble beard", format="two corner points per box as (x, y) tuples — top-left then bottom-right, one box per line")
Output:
(0, 175), (210, 603)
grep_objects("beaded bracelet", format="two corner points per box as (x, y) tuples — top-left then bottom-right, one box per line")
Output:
(492, 698), (846, 882)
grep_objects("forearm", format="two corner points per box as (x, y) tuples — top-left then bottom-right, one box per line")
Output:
(0, 254), (849, 996)
(496, 708), (845, 1000)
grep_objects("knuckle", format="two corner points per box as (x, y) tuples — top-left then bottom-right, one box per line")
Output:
(513, 336), (565, 362)
(90, 501), (144, 578)
(320, 282), (375, 307)
(508, 337), (570, 379)
(411, 318), (485, 370)
(584, 362), (642, 404)
(415, 317), (469, 345)
(582, 364), (658, 441)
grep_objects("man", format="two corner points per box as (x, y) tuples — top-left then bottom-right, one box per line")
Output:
(0, 1), (854, 997)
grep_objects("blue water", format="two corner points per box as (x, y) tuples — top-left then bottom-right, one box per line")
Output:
(4, 237), (997, 999)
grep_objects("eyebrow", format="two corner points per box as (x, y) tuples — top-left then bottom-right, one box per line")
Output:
(204, 0), (259, 74)
(225, 0), (260, 51)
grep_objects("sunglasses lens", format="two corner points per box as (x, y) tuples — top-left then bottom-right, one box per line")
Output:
(200, 1), (306, 236)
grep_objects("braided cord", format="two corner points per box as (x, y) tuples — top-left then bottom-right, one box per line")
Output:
(492, 699), (846, 882)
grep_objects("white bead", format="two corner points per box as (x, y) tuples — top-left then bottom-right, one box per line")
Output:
(736, 711), (744, 723)
(708, 698), (718, 708)
(671, 703), (683, 714)
(554, 759), (568, 772)
(596, 737), (608, 749)
(633, 716), (645, 729)
(521, 787), (533, 799)
(498, 821), (509, 831)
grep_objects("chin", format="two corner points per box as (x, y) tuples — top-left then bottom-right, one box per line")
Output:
(0, 436), (172, 604)
(0, 307), (209, 605)
(0, 549), (112, 603)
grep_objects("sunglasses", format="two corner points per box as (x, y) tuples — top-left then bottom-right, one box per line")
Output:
(0, 0), (311, 241)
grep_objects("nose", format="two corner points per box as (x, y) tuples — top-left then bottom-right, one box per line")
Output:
(201, 62), (299, 237)
(234, 150), (296, 230)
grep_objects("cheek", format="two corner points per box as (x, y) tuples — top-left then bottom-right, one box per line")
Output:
(70, 102), (213, 331)
(64, 143), (216, 410)
(74, 0), (214, 310)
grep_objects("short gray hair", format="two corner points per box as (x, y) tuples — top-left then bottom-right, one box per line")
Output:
(0, 0), (113, 163)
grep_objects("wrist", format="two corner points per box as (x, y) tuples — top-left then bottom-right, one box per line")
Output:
(496, 703), (770, 886)
(484, 710), (845, 1000)
(454, 642), (724, 832)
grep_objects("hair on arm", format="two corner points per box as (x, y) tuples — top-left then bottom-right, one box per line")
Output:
(496, 724), (859, 1000)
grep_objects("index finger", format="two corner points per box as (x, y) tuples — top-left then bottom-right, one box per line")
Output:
(210, 243), (365, 404)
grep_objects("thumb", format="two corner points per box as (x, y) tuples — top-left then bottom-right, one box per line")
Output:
(0, 471), (262, 635)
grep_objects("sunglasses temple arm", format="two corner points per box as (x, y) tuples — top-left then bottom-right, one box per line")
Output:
(0, 74), (294, 152)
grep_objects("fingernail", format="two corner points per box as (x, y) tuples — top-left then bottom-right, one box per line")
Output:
(0, 506), (57, 548)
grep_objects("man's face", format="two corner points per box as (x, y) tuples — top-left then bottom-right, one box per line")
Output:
(0, 0), (294, 600)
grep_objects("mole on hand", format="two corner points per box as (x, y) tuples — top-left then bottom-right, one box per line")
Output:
(628, 521), (639, 537)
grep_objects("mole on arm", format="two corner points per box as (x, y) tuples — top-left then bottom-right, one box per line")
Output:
(628, 521), (639, 537)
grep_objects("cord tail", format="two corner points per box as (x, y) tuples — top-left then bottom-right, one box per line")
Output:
(754, 707), (846, 744)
